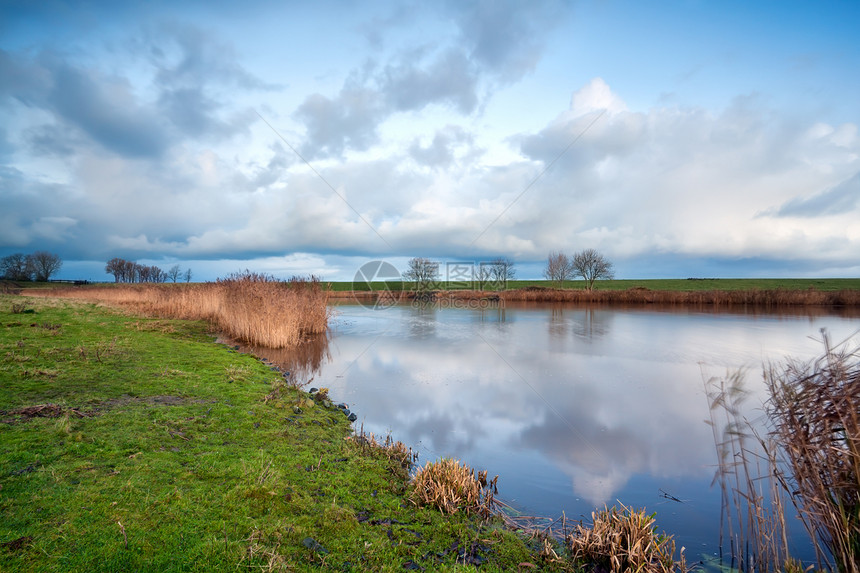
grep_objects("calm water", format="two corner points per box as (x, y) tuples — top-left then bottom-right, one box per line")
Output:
(239, 301), (860, 565)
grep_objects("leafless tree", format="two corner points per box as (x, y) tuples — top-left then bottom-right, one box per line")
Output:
(489, 257), (516, 289)
(544, 251), (574, 286)
(29, 251), (62, 282)
(403, 257), (439, 291)
(475, 263), (493, 291)
(184, 268), (193, 283)
(122, 259), (137, 283)
(1, 253), (34, 281)
(105, 257), (125, 282)
(572, 248), (614, 290)
(167, 264), (182, 283)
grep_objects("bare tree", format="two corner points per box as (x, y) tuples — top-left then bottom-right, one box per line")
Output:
(572, 248), (614, 290)
(105, 257), (125, 282)
(167, 264), (182, 283)
(489, 257), (516, 289)
(475, 263), (493, 291)
(544, 251), (574, 286)
(403, 257), (439, 291)
(1, 253), (34, 281)
(184, 268), (193, 283)
(122, 259), (137, 283)
(29, 251), (62, 282)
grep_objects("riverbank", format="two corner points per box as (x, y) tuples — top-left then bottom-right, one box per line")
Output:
(0, 294), (573, 572)
(332, 284), (860, 307)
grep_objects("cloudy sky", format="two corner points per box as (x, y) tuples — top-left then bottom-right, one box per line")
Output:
(2, 0), (859, 282)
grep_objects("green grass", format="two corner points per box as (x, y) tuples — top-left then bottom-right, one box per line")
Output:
(0, 295), (564, 572)
(328, 277), (860, 292)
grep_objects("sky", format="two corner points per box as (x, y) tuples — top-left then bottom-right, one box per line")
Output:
(1, 0), (859, 282)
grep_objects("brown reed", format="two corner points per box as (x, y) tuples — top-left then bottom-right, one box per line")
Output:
(496, 287), (860, 306)
(764, 332), (860, 572)
(27, 272), (330, 348)
(410, 458), (498, 517)
(566, 503), (686, 573)
(706, 332), (860, 573)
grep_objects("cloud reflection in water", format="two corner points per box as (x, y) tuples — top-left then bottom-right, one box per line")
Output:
(244, 301), (859, 555)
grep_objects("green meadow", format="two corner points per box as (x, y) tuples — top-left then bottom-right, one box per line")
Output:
(0, 295), (560, 572)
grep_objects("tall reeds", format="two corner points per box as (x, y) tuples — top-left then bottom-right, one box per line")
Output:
(765, 332), (860, 572)
(28, 272), (330, 348)
(706, 332), (860, 572)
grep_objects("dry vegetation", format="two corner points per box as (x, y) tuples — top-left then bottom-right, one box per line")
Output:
(410, 458), (499, 518)
(566, 504), (687, 573)
(706, 332), (860, 572)
(497, 287), (860, 306)
(27, 272), (330, 348)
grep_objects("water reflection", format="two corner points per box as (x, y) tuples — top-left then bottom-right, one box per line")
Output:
(224, 331), (332, 385)
(249, 301), (859, 560)
(549, 304), (613, 340)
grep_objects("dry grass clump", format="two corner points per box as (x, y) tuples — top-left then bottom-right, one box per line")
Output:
(566, 503), (686, 573)
(410, 458), (498, 517)
(706, 331), (860, 573)
(28, 272), (330, 348)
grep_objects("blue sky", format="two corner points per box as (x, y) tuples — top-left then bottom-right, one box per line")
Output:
(1, 0), (859, 282)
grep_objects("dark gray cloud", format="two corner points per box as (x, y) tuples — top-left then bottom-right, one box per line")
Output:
(0, 127), (13, 158)
(292, 1), (565, 158)
(24, 123), (81, 157)
(0, 23), (273, 161)
(771, 171), (860, 217)
(46, 60), (170, 158)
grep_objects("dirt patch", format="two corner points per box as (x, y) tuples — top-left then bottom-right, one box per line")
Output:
(147, 395), (187, 406)
(98, 394), (215, 410)
(1, 403), (91, 423)
(0, 535), (33, 553)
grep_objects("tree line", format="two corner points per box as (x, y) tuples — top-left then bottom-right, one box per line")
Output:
(105, 258), (192, 283)
(0, 251), (63, 281)
(400, 249), (613, 291)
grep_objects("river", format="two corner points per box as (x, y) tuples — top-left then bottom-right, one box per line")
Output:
(234, 300), (860, 567)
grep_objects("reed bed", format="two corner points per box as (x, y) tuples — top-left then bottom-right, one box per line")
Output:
(332, 287), (860, 307)
(566, 503), (687, 573)
(706, 332), (860, 572)
(499, 287), (860, 306)
(27, 272), (330, 348)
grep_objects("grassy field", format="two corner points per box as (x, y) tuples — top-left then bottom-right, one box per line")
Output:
(0, 294), (575, 572)
(330, 277), (860, 292)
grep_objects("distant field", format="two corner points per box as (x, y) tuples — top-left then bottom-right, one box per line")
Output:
(329, 278), (860, 292)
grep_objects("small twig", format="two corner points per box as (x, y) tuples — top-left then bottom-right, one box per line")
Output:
(117, 521), (128, 549)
